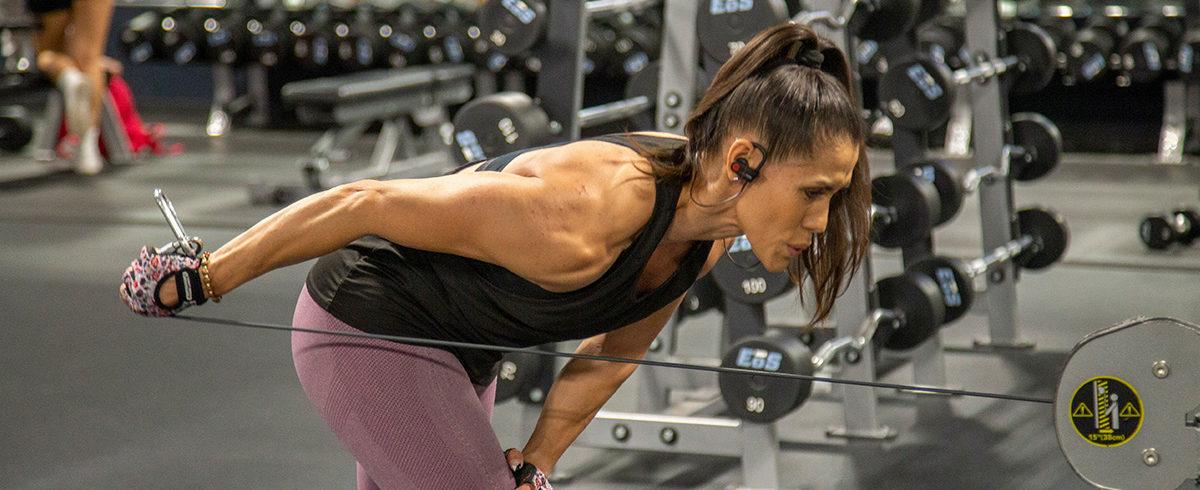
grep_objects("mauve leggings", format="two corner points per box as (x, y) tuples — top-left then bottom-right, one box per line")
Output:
(290, 286), (515, 489)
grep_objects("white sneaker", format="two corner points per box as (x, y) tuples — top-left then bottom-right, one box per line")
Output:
(75, 127), (104, 175)
(57, 68), (92, 137)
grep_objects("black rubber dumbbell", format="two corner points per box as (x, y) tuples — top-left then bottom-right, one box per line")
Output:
(120, 10), (165, 63)
(201, 6), (249, 65)
(917, 16), (969, 71)
(1140, 208), (1200, 250)
(290, 4), (336, 73)
(0, 106), (34, 153)
(244, 6), (294, 67)
(1117, 14), (1184, 84)
(1066, 15), (1129, 83)
(333, 4), (383, 71)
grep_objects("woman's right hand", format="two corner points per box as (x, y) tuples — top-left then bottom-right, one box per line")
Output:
(118, 245), (209, 317)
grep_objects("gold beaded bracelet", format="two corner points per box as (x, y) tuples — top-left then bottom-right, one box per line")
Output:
(199, 252), (221, 303)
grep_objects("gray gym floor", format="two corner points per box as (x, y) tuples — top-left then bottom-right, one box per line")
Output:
(2, 112), (1198, 489)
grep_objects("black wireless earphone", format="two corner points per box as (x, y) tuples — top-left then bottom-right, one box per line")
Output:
(730, 142), (770, 183)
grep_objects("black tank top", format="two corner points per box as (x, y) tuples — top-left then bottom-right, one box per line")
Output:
(305, 134), (714, 384)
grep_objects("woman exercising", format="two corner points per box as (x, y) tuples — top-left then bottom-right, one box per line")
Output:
(27, 0), (116, 175)
(119, 23), (869, 489)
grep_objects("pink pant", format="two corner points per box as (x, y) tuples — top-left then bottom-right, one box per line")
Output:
(291, 286), (514, 489)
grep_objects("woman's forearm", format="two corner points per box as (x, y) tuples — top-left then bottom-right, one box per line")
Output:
(207, 183), (376, 297)
(521, 353), (638, 473)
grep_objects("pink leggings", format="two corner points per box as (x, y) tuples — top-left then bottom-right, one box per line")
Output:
(291, 286), (515, 489)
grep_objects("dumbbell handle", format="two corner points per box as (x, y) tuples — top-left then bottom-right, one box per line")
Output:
(961, 165), (997, 193)
(964, 233), (1035, 277)
(153, 189), (204, 257)
(811, 309), (898, 371)
(586, 0), (660, 16)
(952, 55), (1020, 86)
(870, 204), (896, 228)
(578, 95), (652, 128)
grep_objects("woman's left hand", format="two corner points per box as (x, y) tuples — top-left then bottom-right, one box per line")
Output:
(504, 448), (552, 490)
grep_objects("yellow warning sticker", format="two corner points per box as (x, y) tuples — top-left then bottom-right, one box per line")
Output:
(1069, 376), (1143, 448)
(1072, 402), (1094, 418)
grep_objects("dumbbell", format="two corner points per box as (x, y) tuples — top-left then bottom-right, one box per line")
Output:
(1037, 14), (1077, 75)
(244, 6), (293, 67)
(451, 67), (658, 162)
(200, 7), (247, 65)
(709, 235), (795, 306)
(378, 4), (423, 69)
(0, 106), (34, 153)
(1117, 14), (1184, 84)
(878, 21), (1057, 131)
(698, 0), (918, 64)
(406, 4), (472, 66)
(1139, 209), (1200, 250)
(589, 19), (660, 78)
(856, 39), (888, 80)
(478, 0), (660, 58)
(120, 10), (165, 63)
(718, 272), (945, 422)
(913, 112), (1062, 224)
(495, 346), (556, 404)
(290, 4), (336, 72)
(870, 172), (941, 248)
(678, 273), (725, 320)
(332, 4), (382, 71)
(916, 17), (969, 71)
(903, 207), (1069, 332)
(1177, 27), (1200, 81)
(159, 8), (207, 65)
(1065, 15), (1128, 83)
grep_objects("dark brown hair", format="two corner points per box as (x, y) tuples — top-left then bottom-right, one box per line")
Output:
(637, 23), (870, 325)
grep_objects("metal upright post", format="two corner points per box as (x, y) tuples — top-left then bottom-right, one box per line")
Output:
(1159, 80), (1187, 164)
(208, 64), (236, 137)
(535, 1), (588, 142)
(656, 0), (699, 134)
(963, 0), (1031, 349)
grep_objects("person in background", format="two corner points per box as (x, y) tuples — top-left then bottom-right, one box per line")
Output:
(27, 0), (116, 175)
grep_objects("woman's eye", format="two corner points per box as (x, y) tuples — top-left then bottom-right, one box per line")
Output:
(804, 189), (825, 199)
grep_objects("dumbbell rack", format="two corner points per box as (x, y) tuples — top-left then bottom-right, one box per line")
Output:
(1159, 3), (1200, 164)
(962, 0), (1031, 350)
(867, 16), (962, 394)
(806, 0), (897, 442)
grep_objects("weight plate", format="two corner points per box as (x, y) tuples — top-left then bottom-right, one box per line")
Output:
(915, 0), (946, 26)
(1010, 112), (1062, 182)
(878, 271), (946, 350)
(710, 236), (795, 305)
(1178, 29), (1200, 81)
(719, 329), (813, 423)
(852, 0), (920, 42)
(1016, 207), (1070, 270)
(0, 106), (34, 153)
(1172, 208), (1200, 245)
(1141, 215), (1176, 249)
(494, 350), (548, 403)
(478, 0), (548, 57)
(624, 60), (660, 131)
(1139, 215), (1175, 250)
(870, 173), (940, 248)
(877, 55), (954, 131)
(1118, 28), (1172, 84)
(906, 255), (972, 325)
(1005, 21), (1057, 94)
(679, 273), (725, 319)
(1066, 25), (1119, 83)
(451, 92), (552, 163)
(696, 0), (789, 63)
(911, 159), (963, 226)
(917, 18), (968, 70)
